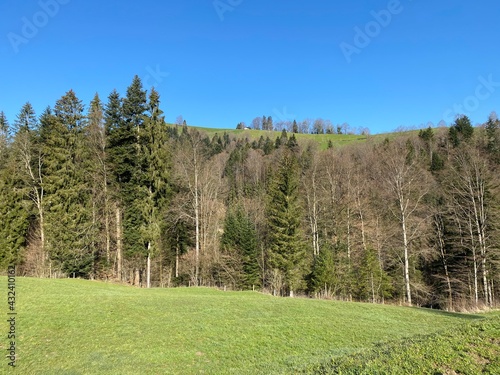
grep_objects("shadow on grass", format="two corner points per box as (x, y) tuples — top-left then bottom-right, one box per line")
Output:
(404, 306), (485, 321)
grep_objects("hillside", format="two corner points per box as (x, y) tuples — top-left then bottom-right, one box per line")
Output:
(173, 124), (415, 150)
(1, 277), (488, 374)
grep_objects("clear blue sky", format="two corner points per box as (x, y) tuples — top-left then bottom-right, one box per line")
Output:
(1, 0), (499, 134)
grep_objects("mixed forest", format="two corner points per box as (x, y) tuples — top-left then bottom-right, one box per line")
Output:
(1, 76), (499, 310)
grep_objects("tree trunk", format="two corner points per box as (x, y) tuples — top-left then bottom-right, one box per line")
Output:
(104, 182), (110, 264)
(435, 215), (453, 309)
(194, 166), (200, 286)
(175, 241), (180, 278)
(146, 242), (151, 289)
(468, 218), (479, 306)
(116, 206), (123, 281)
(401, 203), (412, 305)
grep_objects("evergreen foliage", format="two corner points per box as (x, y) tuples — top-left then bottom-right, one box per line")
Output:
(221, 207), (260, 288)
(1, 78), (499, 308)
(449, 115), (474, 147)
(266, 150), (305, 296)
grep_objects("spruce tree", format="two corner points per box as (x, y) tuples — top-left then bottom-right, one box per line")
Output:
(137, 88), (170, 287)
(221, 207), (260, 289)
(308, 245), (336, 297)
(266, 150), (305, 296)
(43, 91), (94, 277)
(485, 112), (500, 163)
(106, 77), (147, 284)
(121, 77), (147, 269)
(449, 115), (474, 147)
(0, 153), (29, 268)
(87, 93), (110, 276)
(0, 113), (29, 268)
(14, 102), (37, 132)
(12, 103), (48, 274)
(0, 112), (9, 166)
(104, 89), (125, 279)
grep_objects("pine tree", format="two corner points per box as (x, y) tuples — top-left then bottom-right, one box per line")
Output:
(87, 93), (110, 277)
(266, 150), (305, 296)
(449, 115), (474, 147)
(106, 77), (147, 284)
(121, 77), (147, 281)
(221, 207), (260, 289)
(0, 113), (29, 268)
(14, 102), (37, 132)
(485, 112), (500, 163)
(308, 245), (336, 298)
(0, 153), (29, 268)
(0, 112), (9, 168)
(122, 75), (147, 138)
(104, 89), (125, 280)
(43, 91), (93, 277)
(12, 103), (47, 275)
(137, 88), (170, 287)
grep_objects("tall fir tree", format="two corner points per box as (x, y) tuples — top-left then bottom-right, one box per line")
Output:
(449, 115), (474, 147)
(12, 103), (48, 275)
(107, 77), (147, 284)
(485, 112), (500, 163)
(266, 150), (305, 296)
(42, 91), (94, 277)
(0, 111), (10, 167)
(0, 151), (29, 268)
(137, 88), (170, 287)
(123, 76), (147, 283)
(104, 89), (125, 279)
(14, 102), (37, 133)
(0, 113), (30, 268)
(86, 93), (110, 277)
(221, 207), (260, 289)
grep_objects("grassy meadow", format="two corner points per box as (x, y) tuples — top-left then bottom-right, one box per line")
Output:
(0, 277), (493, 374)
(168, 124), (411, 150)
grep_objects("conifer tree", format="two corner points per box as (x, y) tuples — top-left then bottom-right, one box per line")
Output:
(106, 77), (147, 284)
(137, 88), (170, 287)
(0, 153), (29, 268)
(87, 93), (110, 276)
(104, 89), (125, 279)
(121, 77), (147, 282)
(449, 115), (474, 147)
(12, 103), (47, 274)
(43, 91), (93, 277)
(485, 112), (500, 163)
(221, 207), (260, 289)
(266, 150), (305, 296)
(14, 102), (37, 132)
(0, 112), (9, 168)
(0, 113), (29, 268)
(308, 245), (336, 298)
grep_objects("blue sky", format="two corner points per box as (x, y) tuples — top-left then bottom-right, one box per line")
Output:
(1, 0), (500, 134)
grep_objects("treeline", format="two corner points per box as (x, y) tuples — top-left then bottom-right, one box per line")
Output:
(1, 76), (499, 310)
(242, 116), (369, 135)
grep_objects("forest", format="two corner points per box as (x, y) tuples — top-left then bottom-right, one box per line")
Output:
(1, 75), (499, 311)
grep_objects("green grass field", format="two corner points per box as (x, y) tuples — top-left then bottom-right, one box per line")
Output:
(198, 128), (371, 149)
(307, 313), (500, 374)
(169, 124), (408, 150)
(0, 277), (493, 374)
